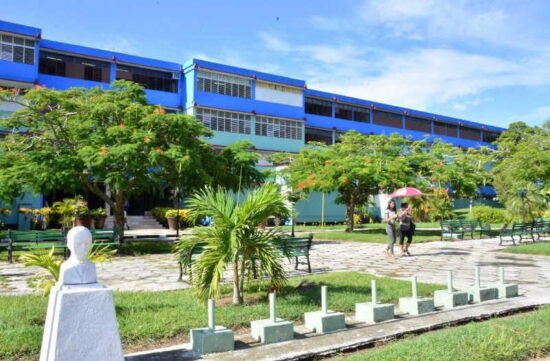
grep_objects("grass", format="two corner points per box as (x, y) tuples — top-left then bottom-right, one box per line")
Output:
(0, 271), (444, 361)
(313, 229), (442, 244)
(332, 305), (550, 361)
(502, 241), (550, 256)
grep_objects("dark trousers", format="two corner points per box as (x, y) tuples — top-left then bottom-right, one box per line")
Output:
(399, 229), (413, 245)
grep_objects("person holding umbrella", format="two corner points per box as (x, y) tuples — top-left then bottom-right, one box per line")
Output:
(390, 187), (422, 257)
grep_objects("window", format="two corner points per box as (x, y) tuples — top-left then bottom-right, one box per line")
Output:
(197, 70), (251, 98)
(434, 121), (458, 137)
(305, 127), (333, 145)
(195, 108), (251, 134)
(39, 51), (110, 82)
(460, 126), (481, 141)
(256, 116), (302, 140)
(405, 116), (431, 132)
(482, 131), (500, 143)
(0, 34), (34, 65)
(305, 97), (332, 116)
(116, 65), (178, 92)
(255, 81), (303, 106)
(372, 110), (403, 128)
(335, 103), (370, 122)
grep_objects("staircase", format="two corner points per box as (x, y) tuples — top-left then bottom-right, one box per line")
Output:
(104, 215), (165, 230)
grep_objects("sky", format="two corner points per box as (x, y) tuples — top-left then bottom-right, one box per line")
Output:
(3, 0), (550, 128)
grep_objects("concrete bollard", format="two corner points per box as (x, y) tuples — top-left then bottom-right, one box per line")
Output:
(494, 267), (519, 299)
(356, 279), (394, 323)
(468, 267), (498, 303)
(250, 292), (293, 344)
(190, 299), (234, 354)
(304, 286), (346, 334)
(434, 271), (469, 309)
(399, 275), (435, 315)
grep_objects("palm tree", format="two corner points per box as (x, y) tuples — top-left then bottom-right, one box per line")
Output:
(178, 182), (289, 305)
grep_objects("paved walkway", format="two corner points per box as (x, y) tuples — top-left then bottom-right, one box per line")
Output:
(1, 238), (549, 303)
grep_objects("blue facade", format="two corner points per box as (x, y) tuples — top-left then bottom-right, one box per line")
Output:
(0, 20), (505, 224)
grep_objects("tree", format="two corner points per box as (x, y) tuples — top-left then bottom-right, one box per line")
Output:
(0, 81), (263, 237)
(284, 132), (417, 232)
(492, 121), (550, 218)
(175, 183), (289, 305)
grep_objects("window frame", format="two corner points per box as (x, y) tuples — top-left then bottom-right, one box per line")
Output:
(0, 33), (35, 65)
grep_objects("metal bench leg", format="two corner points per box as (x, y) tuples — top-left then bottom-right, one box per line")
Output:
(178, 263), (183, 281)
(307, 254), (311, 273)
(294, 256), (299, 270)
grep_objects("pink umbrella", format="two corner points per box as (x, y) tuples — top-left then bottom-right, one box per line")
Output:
(390, 187), (423, 198)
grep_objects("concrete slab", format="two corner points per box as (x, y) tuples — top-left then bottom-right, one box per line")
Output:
(190, 326), (234, 354)
(496, 283), (519, 299)
(434, 290), (469, 308)
(304, 310), (346, 334)
(125, 296), (546, 361)
(355, 302), (395, 323)
(398, 297), (435, 315)
(250, 318), (294, 344)
(468, 287), (499, 303)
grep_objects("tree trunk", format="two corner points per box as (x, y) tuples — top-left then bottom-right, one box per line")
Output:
(345, 201), (355, 233)
(232, 261), (243, 305)
(113, 192), (127, 241)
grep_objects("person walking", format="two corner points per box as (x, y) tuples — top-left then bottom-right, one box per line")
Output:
(398, 202), (415, 256)
(384, 200), (398, 257)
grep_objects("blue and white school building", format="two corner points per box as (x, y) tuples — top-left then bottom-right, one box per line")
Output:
(0, 20), (505, 227)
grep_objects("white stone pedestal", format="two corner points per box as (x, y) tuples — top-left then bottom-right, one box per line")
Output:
(398, 297), (435, 315)
(250, 318), (294, 344)
(434, 290), (469, 308)
(355, 303), (394, 323)
(467, 287), (498, 303)
(190, 326), (234, 354)
(496, 283), (519, 299)
(304, 310), (346, 334)
(40, 284), (124, 361)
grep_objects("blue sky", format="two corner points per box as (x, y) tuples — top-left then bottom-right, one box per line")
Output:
(3, 0), (550, 127)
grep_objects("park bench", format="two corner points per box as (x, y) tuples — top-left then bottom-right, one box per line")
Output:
(533, 219), (550, 240)
(176, 233), (314, 281)
(276, 233), (314, 273)
(459, 220), (476, 239)
(440, 220), (464, 240)
(1, 229), (119, 263)
(499, 222), (535, 245)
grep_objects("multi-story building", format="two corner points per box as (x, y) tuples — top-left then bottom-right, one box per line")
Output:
(0, 20), (505, 227)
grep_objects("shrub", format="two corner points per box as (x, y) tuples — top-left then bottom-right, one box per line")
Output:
(151, 206), (171, 227)
(542, 209), (550, 219)
(470, 205), (509, 224)
(165, 209), (192, 228)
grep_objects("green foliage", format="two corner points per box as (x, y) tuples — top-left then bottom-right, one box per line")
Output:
(470, 205), (509, 224)
(493, 121), (550, 219)
(183, 182), (289, 304)
(0, 81), (263, 237)
(151, 206), (171, 226)
(334, 306), (550, 361)
(20, 245), (116, 296)
(165, 209), (193, 228)
(406, 188), (455, 222)
(89, 208), (107, 218)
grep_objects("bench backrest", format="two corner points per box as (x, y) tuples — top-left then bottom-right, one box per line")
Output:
(7, 230), (64, 243)
(91, 230), (115, 241)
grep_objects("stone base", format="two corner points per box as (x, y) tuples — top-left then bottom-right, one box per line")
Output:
(304, 310), (346, 334)
(398, 297), (435, 315)
(250, 318), (294, 344)
(40, 284), (124, 361)
(190, 326), (234, 354)
(355, 303), (395, 323)
(495, 283), (519, 299)
(434, 290), (469, 308)
(468, 287), (498, 303)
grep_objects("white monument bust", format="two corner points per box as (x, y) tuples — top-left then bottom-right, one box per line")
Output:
(58, 226), (97, 285)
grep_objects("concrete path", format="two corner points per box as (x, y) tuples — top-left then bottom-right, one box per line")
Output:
(1, 238), (549, 302)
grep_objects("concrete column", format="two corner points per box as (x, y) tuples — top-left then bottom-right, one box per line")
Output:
(321, 286), (328, 315)
(269, 292), (276, 323)
(371, 280), (377, 305)
(499, 267), (505, 284)
(447, 271), (454, 292)
(411, 276), (418, 299)
(208, 299), (215, 332)
(475, 267), (481, 288)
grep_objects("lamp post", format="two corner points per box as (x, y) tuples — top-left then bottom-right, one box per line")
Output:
(518, 189), (527, 224)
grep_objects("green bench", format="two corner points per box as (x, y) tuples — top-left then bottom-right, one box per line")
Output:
(533, 219), (550, 240)
(276, 233), (314, 273)
(499, 223), (535, 245)
(1, 229), (119, 263)
(176, 233), (314, 281)
(440, 220), (464, 240)
(460, 220), (492, 239)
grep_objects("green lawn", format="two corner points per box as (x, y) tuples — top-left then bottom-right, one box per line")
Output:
(332, 305), (550, 361)
(502, 241), (550, 256)
(313, 229), (442, 244)
(0, 272), (444, 361)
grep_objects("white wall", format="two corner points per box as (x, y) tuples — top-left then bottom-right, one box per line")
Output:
(255, 83), (303, 107)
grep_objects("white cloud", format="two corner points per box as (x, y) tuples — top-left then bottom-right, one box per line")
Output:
(452, 97), (495, 112)
(509, 106), (550, 126)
